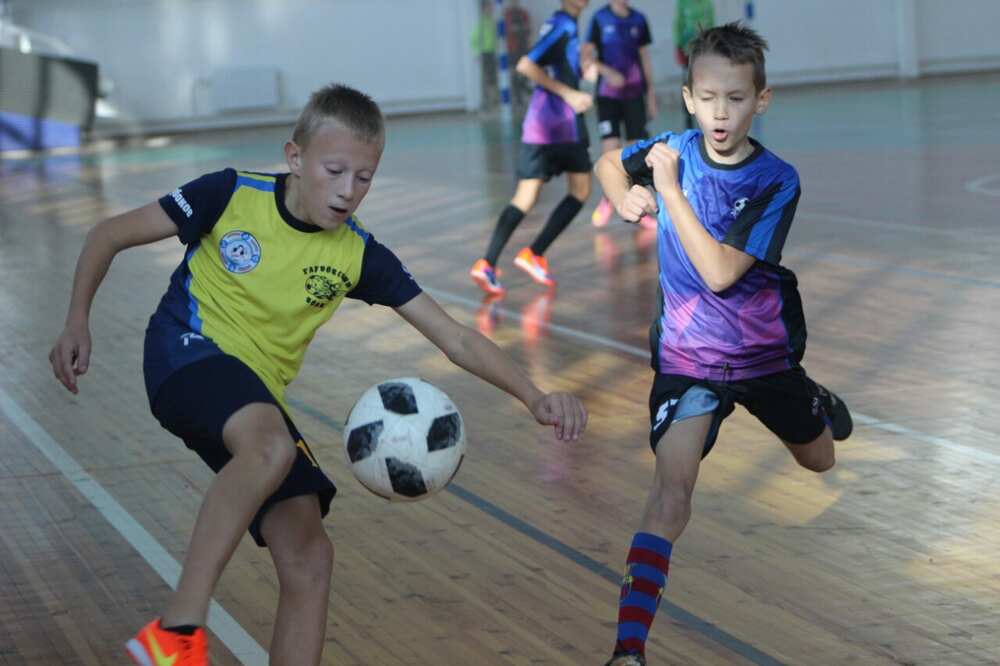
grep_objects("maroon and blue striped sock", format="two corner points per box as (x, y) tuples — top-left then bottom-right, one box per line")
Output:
(613, 532), (672, 656)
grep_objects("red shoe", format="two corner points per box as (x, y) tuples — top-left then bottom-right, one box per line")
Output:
(591, 196), (614, 228)
(513, 247), (555, 287)
(126, 619), (207, 666)
(469, 258), (505, 295)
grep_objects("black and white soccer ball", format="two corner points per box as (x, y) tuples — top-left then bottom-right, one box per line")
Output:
(343, 378), (466, 501)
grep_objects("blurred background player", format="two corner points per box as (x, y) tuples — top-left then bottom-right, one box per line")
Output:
(503, 0), (534, 108)
(470, 0), (499, 111)
(584, 0), (656, 228)
(469, 0), (592, 296)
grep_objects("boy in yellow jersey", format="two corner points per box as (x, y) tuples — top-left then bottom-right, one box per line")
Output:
(49, 84), (588, 666)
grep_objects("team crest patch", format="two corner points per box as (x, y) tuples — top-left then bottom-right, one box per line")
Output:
(302, 264), (353, 308)
(219, 231), (262, 273)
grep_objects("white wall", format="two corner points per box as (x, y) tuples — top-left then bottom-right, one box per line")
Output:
(8, 0), (1000, 133)
(534, 0), (1000, 88)
(915, 0), (1000, 74)
(9, 0), (478, 132)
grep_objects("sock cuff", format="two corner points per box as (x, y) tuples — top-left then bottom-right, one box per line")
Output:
(556, 194), (585, 212)
(501, 204), (526, 222)
(631, 531), (673, 557)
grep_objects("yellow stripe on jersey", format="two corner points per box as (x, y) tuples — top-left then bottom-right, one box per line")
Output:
(184, 171), (367, 407)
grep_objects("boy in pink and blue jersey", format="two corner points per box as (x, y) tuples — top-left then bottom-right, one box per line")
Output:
(595, 24), (852, 666)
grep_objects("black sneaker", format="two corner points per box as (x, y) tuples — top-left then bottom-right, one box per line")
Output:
(604, 653), (646, 666)
(815, 384), (852, 441)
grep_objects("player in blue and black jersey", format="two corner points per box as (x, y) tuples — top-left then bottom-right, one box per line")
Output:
(49, 84), (588, 666)
(470, 0), (593, 295)
(584, 0), (657, 227)
(594, 24), (852, 665)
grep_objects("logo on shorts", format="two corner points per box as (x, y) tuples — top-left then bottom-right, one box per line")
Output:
(653, 398), (678, 431)
(598, 120), (613, 136)
(219, 231), (262, 273)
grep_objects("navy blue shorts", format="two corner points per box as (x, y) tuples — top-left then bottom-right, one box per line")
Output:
(148, 353), (336, 547)
(648, 367), (833, 458)
(596, 96), (649, 141)
(517, 142), (592, 181)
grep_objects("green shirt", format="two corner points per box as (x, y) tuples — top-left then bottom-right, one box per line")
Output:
(674, 0), (715, 50)
(471, 14), (497, 54)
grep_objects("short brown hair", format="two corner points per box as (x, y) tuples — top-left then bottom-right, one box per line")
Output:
(687, 22), (769, 92)
(292, 83), (384, 146)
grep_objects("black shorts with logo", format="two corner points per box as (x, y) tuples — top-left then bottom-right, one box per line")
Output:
(648, 366), (833, 458)
(147, 352), (336, 548)
(517, 142), (592, 182)
(596, 96), (649, 141)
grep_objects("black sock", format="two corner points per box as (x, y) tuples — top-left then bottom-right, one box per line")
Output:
(530, 195), (583, 256)
(485, 204), (526, 266)
(162, 624), (200, 636)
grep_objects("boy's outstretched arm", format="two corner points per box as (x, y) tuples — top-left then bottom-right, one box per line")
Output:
(50, 202), (179, 394)
(394, 293), (587, 441)
(515, 56), (593, 114)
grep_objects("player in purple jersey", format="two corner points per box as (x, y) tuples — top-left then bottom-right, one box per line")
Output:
(470, 0), (593, 296)
(583, 1), (657, 228)
(594, 24), (853, 665)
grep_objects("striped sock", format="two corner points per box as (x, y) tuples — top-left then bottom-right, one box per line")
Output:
(613, 532), (672, 656)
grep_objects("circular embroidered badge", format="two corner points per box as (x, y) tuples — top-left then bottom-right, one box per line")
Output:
(219, 230), (262, 274)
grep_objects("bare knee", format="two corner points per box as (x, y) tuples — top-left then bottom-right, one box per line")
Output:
(791, 443), (836, 473)
(275, 532), (334, 591)
(568, 176), (591, 201)
(801, 449), (835, 473)
(235, 432), (297, 484)
(646, 478), (695, 534)
(510, 180), (541, 213)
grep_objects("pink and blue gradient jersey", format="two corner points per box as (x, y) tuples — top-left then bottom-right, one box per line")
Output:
(521, 10), (587, 145)
(622, 130), (806, 381)
(585, 5), (652, 100)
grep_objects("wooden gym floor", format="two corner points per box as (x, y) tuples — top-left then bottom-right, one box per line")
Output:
(0, 72), (998, 664)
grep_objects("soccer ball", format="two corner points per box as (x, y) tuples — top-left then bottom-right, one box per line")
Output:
(343, 378), (466, 501)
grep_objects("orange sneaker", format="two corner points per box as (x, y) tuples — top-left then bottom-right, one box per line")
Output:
(126, 619), (207, 666)
(513, 247), (555, 287)
(591, 196), (614, 228)
(469, 258), (505, 295)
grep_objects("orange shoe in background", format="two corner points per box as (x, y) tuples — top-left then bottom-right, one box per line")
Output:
(469, 258), (506, 295)
(513, 247), (555, 287)
(126, 619), (207, 666)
